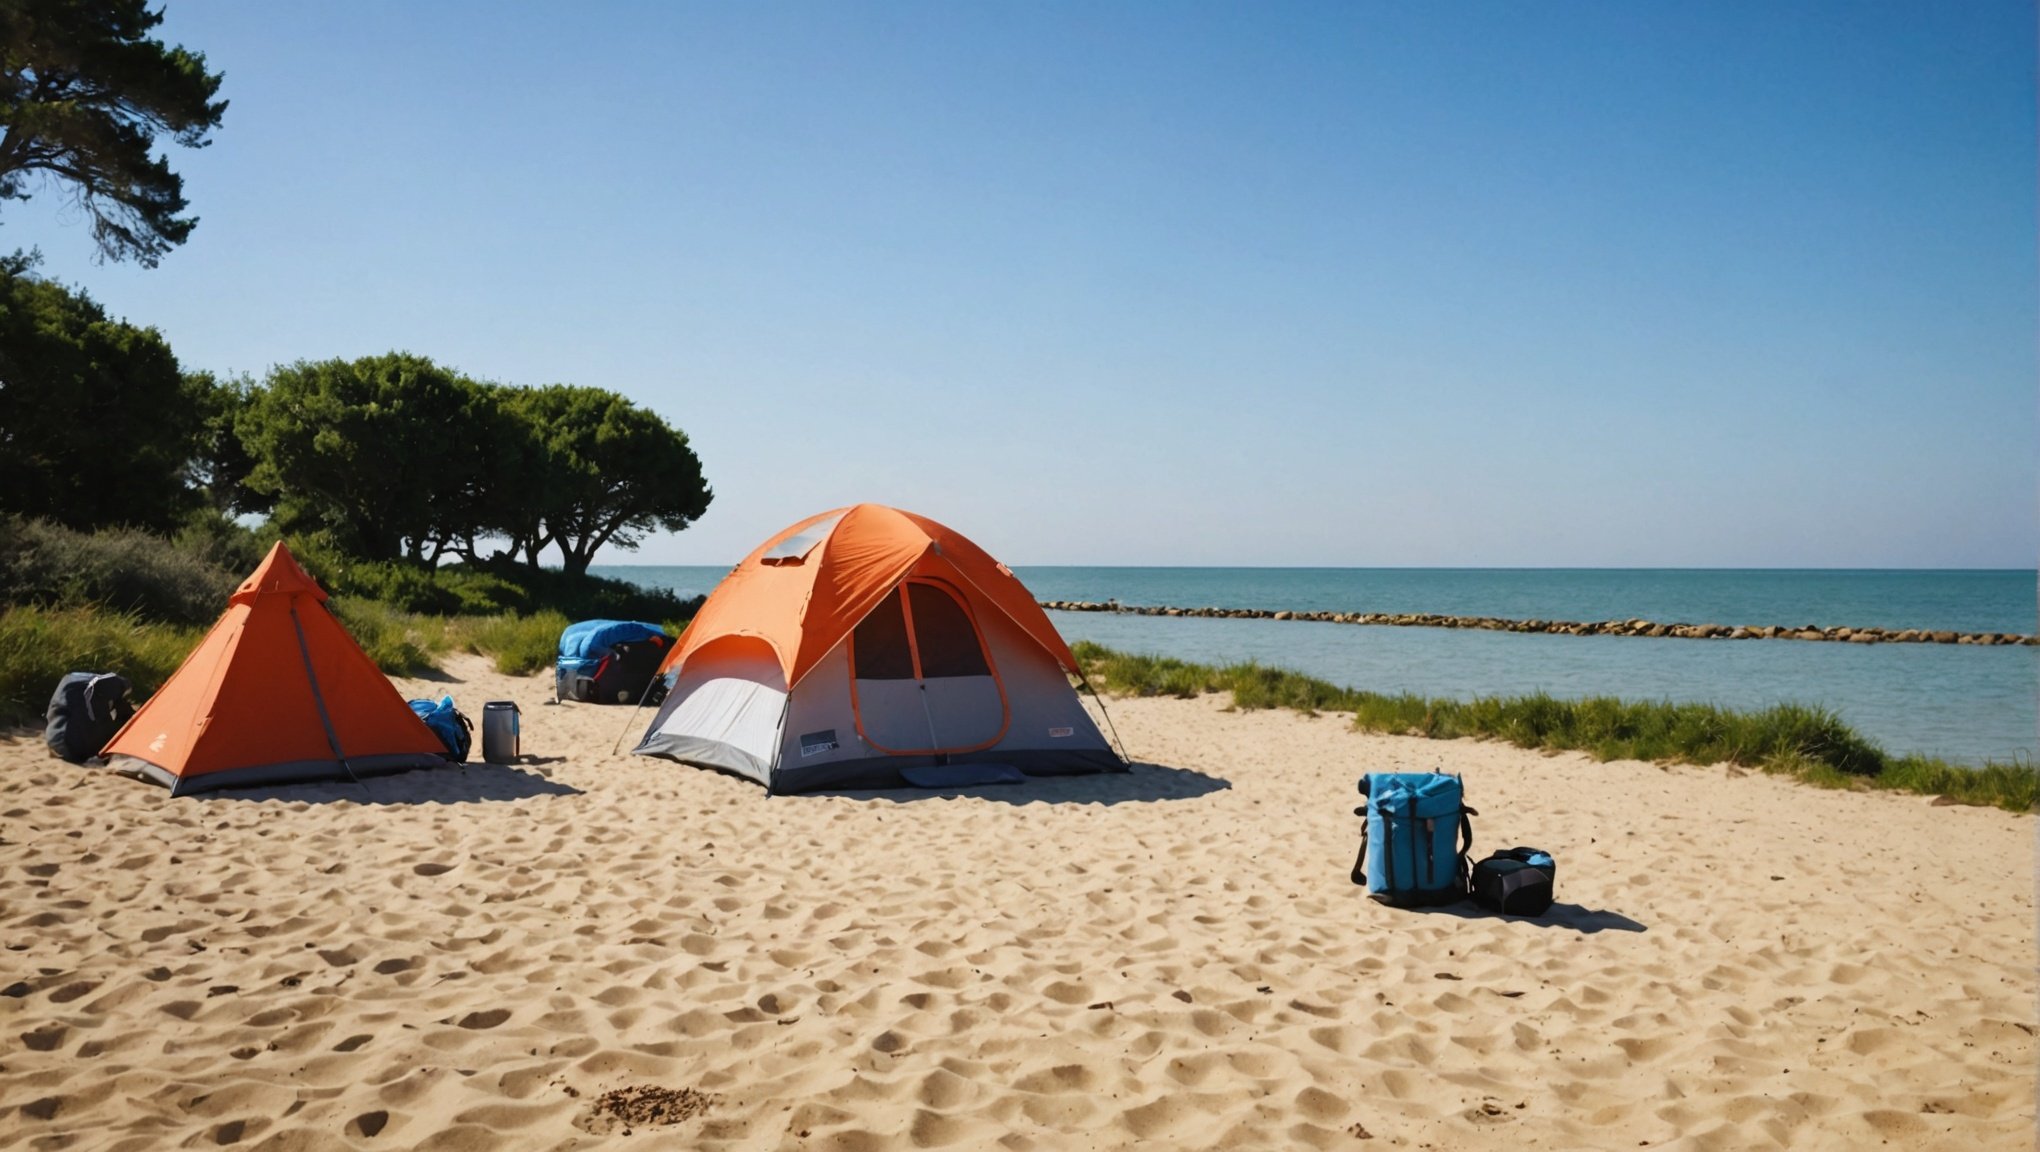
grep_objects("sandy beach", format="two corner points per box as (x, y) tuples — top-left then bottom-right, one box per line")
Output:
(3, 653), (2032, 1151)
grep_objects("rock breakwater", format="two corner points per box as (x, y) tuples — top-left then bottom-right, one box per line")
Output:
(1036, 601), (2038, 646)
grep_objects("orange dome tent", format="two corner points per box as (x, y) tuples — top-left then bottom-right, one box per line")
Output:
(102, 542), (449, 795)
(634, 504), (1123, 792)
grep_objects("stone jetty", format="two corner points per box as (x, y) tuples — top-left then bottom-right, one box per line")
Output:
(1035, 600), (2038, 646)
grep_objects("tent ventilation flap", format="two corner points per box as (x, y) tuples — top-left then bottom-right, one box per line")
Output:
(760, 512), (846, 566)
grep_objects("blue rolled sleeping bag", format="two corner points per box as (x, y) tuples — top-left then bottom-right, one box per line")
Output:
(556, 620), (671, 704)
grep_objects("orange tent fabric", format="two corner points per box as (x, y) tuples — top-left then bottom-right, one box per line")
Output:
(662, 503), (1079, 689)
(638, 503), (1120, 792)
(102, 542), (448, 795)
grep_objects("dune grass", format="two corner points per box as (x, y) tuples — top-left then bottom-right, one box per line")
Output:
(448, 610), (574, 676)
(1, 601), (678, 730)
(327, 597), (453, 677)
(329, 601), (588, 678)
(0, 606), (203, 726)
(1070, 640), (2037, 813)
(4, 599), (681, 725)
(1, 521), (695, 729)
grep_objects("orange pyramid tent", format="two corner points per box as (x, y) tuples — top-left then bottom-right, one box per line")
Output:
(102, 542), (449, 795)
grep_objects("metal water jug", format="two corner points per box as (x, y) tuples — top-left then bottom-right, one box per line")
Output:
(481, 701), (520, 764)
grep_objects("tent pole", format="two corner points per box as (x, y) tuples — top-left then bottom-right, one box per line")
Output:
(291, 601), (367, 793)
(609, 672), (666, 756)
(1075, 665), (1133, 766)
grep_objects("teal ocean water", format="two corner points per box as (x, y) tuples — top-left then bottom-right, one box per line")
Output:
(596, 566), (2036, 767)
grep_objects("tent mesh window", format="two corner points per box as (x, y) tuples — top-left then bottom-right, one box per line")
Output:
(852, 589), (916, 679)
(907, 583), (991, 678)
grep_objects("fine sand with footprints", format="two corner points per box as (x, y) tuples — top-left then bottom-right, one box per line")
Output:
(3, 653), (2032, 1150)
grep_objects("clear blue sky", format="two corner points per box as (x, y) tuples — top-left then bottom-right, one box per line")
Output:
(10, 2), (2034, 567)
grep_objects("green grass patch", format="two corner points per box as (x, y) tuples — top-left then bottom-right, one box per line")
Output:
(329, 605), (690, 680)
(3, 522), (694, 721)
(1872, 753), (2040, 813)
(449, 610), (573, 676)
(328, 602), (604, 679)
(2, 600), (664, 726)
(0, 606), (203, 727)
(1, 517), (698, 688)
(327, 597), (453, 677)
(1071, 640), (2037, 814)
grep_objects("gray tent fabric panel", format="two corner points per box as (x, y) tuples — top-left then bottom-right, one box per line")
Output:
(108, 752), (444, 795)
(107, 755), (182, 790)
(634, 637), (786, 780)
(634, 731), (771, 786)
(850, 678), (935, 751)
(968, 602), (1115, 758)
(920, 676), (1005, 749)
(772, 611), (1120, 792)
(779, 642), (866, 775)
(769, 747), (1125, 794)
(651, 668), (784, 761)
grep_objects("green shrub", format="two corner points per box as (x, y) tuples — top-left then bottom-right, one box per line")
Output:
(0, 517), (238, 626)
(464, 561), (697, 622)
(288, 547), (695, 621)
(0, 605), (200, 726)
(327, 597), (450, 677)
(455, 610), (571, 676)
(324, 603), (578, 680)
(171, 511), (270, 575)
(0, 510), (698, 635)
(436, 569), (533, 616)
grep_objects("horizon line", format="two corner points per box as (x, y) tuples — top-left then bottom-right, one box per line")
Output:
(587, 562), (2038, 574)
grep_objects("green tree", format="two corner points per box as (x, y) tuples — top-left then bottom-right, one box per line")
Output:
(0, 251), (203, 530)
(410, 379), (549, 567)
(509, 384), (712, 576)
(184, 369), (265, 516)
(239, 353), (487, 563)
(0, 0), (227, 266)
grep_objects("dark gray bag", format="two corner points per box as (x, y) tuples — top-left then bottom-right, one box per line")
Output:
(45, 672), (135, 763)
(1470, 848), (1556, 916)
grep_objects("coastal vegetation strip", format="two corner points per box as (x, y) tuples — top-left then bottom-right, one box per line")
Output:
(1071, 641), (2038, 813)
(1043, 601), (2036, 646)
(0, 603), (598, 726)
(0, 518), (700, 727)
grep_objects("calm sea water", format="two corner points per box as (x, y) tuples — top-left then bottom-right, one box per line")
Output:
(596, 565), (2036, 767)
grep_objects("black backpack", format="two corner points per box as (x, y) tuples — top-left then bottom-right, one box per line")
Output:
(45, 672), (135, 764)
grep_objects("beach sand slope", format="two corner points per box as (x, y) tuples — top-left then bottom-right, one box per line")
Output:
(2, 654), (2031, 1150)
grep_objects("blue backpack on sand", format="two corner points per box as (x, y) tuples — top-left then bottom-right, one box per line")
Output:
(1352, 773), (1476, 906)
(409, 696), (472, 762)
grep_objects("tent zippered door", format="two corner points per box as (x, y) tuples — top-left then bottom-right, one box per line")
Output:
(895, 586), (946, 754)
(849, 578), (1009, 756)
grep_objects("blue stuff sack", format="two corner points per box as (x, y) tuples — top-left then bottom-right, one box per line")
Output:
(409, 696), (473, 762)
(1351, 772), (1476, 906)
(555, 620), (670, 704)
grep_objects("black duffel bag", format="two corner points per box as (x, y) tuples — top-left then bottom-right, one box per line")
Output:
(1470, 847), (1556, 916)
